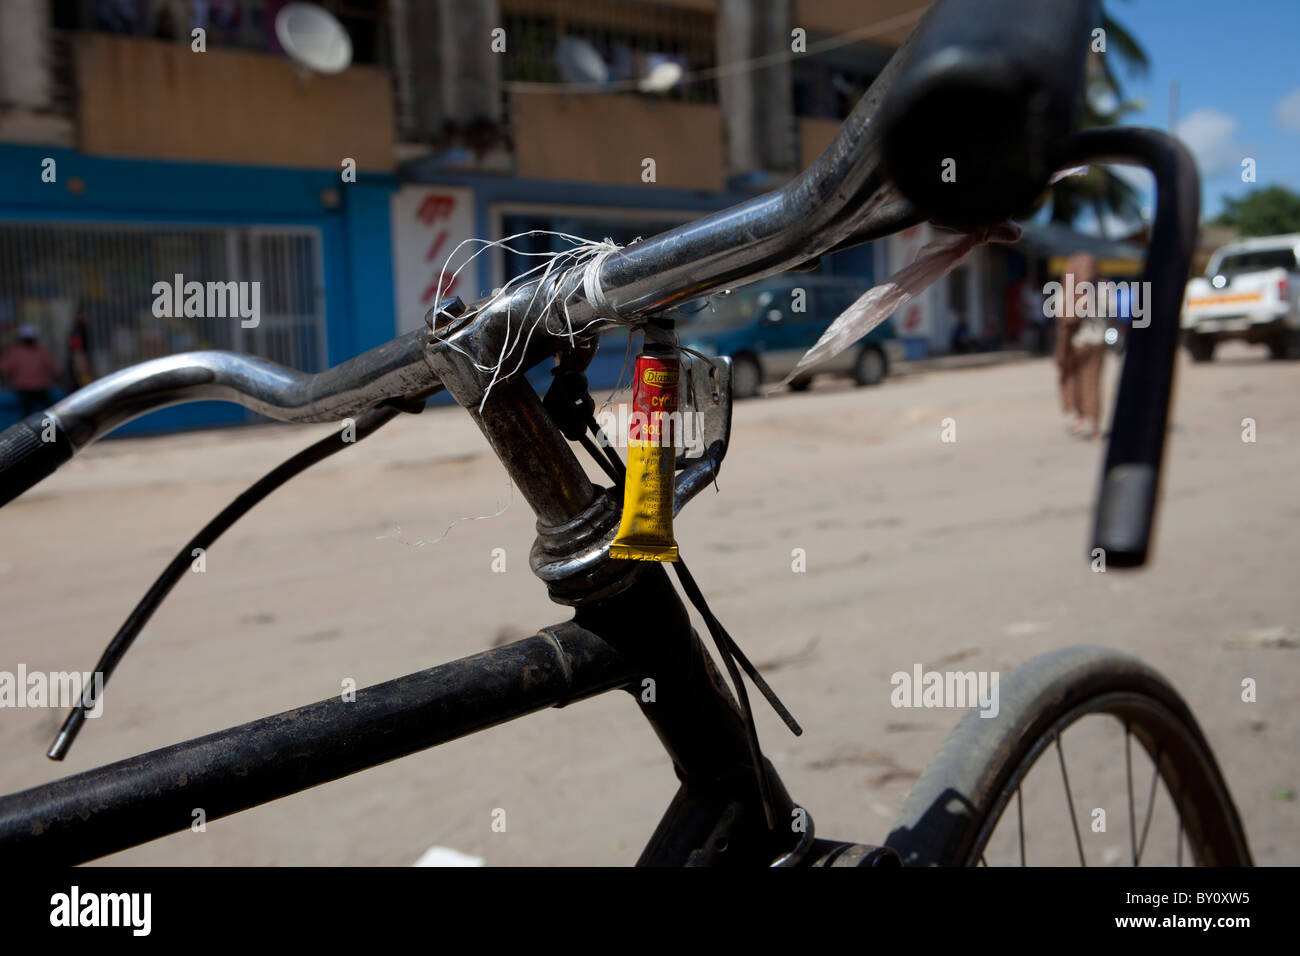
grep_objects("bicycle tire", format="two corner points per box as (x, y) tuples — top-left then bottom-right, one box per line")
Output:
(885, 645), (1252, 866)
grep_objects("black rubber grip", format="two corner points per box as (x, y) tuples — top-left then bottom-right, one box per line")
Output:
(880, 0), (1099, 227)
(0, 412), (74, 507)
(1093, 464), (1157, 567)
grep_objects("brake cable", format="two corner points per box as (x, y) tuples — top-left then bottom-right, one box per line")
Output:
(670, 558), (802, 829)
(46, 401), (417, 761)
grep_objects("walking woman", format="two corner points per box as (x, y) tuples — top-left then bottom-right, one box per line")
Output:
(1054, 252), (1106, 440)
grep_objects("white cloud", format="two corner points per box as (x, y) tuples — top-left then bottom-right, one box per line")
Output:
(1177, 109), (1242, 177)
(1276, 88), (1300, 131)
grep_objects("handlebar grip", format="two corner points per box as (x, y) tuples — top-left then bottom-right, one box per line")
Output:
(880, 0), (1099, 227)
(0, 412), (74, 507)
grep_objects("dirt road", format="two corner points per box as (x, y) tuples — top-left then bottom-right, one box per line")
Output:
(1, 343), (1295, 865)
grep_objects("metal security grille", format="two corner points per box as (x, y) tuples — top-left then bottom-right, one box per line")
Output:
(0, 221), (326, 389)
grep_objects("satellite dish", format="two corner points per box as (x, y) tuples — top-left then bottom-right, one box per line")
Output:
(638, 60), (683, 94)
(276, 2), (353, 75)
(555, 36), (608, 85)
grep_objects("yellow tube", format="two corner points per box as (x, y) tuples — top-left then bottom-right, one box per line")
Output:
(608, 352), (679, 562)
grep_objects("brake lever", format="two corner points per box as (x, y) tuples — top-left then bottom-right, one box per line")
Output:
(1056, 127), (1201, 567)
(673, 355), (733, 514)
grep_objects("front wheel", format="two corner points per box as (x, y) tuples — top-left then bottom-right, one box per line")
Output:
(853, 346), (887, 386)
(732, 355), (761, 400)
(886, 646), (1251, 866)
(1186, 333), (1216, 362)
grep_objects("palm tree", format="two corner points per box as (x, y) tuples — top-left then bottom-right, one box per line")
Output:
(1046, 2), (1150, 238)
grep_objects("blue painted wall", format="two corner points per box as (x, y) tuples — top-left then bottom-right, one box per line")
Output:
(0, 145), (398, 435)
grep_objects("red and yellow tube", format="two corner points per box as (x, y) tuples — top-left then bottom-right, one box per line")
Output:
(609, 351), (679, 562)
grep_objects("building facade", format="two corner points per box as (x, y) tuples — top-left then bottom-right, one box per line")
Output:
(0, 0), (399, 431)
(3, 0), (997, 434)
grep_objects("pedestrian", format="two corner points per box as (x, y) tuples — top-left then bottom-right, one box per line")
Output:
(1055, 252), (1106, 440)
(1, 324), (58, 417)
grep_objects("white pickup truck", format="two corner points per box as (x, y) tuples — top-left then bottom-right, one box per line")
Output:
(1181, 233), (1300, 361)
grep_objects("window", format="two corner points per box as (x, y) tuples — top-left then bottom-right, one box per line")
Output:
(0, 221), (326, 389)
(1214, 249), (1298, 276)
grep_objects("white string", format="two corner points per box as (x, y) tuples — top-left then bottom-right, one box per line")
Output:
(376, 474), (515, 548)
(581, 243), (621, 318)
(380, 231), (637, 550)
(428, 230), (649, 411)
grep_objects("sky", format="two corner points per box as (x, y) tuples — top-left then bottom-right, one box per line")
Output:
(1096, 0), (1300, 226)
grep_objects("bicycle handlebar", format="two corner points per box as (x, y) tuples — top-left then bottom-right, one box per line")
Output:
(880, 0), (1098, 227)
(0, 413), (75, 508)
(0, 330), (437, 505)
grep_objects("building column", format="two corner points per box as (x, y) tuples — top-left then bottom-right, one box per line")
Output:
(391, 0), (503, 154)
(0, 0), (69, 145)
(717, 0), (795, 180)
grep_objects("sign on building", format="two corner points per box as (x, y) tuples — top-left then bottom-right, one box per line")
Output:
(390, 186), (476, 334)
(887, 223), (935, 346)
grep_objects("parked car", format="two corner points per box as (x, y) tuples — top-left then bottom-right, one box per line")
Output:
(1181, 234), (1300, 361)
(679, 276), (903, 398)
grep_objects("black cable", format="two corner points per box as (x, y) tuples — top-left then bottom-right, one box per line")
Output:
(587, 416), (626, 483)
(678, 563), (802, 736)
(672, 558), (776, 828)
(580, 415), (799, 731)
(577, 412), (800, 828)
(577, 432), (622, 486)
(46, 403), (408, 761)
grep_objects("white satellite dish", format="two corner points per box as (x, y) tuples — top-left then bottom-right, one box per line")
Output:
(276, 2), (353, 75)
(638, 60), (683, 94)
(555, 36), (609, 85)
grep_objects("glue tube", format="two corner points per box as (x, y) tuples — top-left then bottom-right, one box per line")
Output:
(609, 340), (679, 562)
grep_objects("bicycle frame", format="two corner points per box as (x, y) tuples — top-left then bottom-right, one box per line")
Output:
(0, 1), (1200, 867)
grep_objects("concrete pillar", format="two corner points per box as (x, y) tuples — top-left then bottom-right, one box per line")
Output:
(391, 0), (503, 150)
(717, 0), (795, 178)
(437, 0), (503, 146)
(0, 0), (52, 112)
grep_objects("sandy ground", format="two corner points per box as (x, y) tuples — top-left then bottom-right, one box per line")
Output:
(0, 342), (1295, 865)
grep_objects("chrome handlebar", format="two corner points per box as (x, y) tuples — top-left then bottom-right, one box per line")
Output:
(46, 329), (437, 452)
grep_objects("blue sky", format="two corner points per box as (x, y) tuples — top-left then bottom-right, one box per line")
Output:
(1103, 0), (1300, 222)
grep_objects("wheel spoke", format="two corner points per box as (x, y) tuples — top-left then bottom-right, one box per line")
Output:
(1125, 725), (1137, 865)
(1017, 786), (1026, 867)
(1135, 747), (1162, 865)
(1055, 732), (1087, 867)
(1176, 797), (1185, 867)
